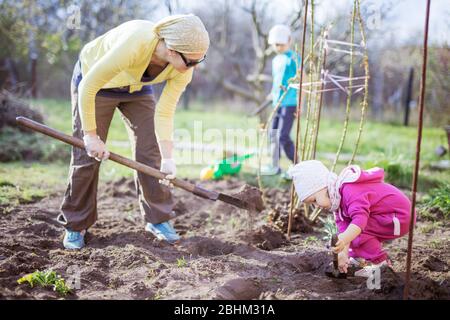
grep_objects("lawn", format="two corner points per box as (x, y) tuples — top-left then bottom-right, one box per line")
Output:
(0, 97), (448, 208)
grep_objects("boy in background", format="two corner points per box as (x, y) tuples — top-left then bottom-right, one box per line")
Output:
(261, 24), (301, 179)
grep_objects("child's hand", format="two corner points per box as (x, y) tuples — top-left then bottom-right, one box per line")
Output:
(332, 235), (347, 254)
(332, 224), (362, 254)
(338, 250), (349, 273)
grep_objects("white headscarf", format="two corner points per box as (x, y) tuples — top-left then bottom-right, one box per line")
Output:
(288, 160), (361, 212)
(153, 14), (210, 55)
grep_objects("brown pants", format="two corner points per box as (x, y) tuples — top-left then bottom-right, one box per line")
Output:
(57, 78), (175, 231)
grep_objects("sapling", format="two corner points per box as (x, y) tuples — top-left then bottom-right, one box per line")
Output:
(349, 0), (370, 165)
(319, 215), (338, 242)
(304, 235), (319, 245)
(176, 256), (187, 268)
(332, 0), (357, 172)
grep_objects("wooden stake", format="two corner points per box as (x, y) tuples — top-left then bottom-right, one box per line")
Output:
(349, 0), (370, 165)
(332, 0), (357, 172)
(288, 0), (309, 240)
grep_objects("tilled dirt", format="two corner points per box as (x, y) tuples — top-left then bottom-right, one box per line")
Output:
(264, 188), (315, 233)
(0, 177), (448, 300)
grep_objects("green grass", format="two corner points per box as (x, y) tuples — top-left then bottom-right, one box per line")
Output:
(1, 98), (448, 209)
(176, 256), (188, 268)
(0, 162), (68, 213)
(31, 98), (447, 164)
(419, 183), (450, 220)
(315, 120), (446, 162)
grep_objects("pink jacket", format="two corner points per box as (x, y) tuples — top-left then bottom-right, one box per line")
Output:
(335, 168), (414, 240)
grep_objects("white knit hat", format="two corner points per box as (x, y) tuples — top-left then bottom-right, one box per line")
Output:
(287, 160), (330, 201)
(268, 24), (291, 45)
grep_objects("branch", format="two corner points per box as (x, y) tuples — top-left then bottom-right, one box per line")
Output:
(222, 79), (261, 103)
(289, 4), (303, 31)
(199, 67), (260, 103)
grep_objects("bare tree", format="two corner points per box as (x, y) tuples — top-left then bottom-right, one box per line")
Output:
(194, 0), (302, 110)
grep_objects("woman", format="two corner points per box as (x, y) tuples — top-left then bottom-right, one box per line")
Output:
(57, 14), (209, 249)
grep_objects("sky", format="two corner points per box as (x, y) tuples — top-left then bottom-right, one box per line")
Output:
(388, 0), (448, 44)
(185, 0), (449, 46)
(314, 0), (449, 45)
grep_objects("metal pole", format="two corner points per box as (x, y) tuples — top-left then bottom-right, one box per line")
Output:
(403, 0), (431, 300)
(288, 0), (309, 239)
(31, 55), (37, 99)
(403, 67), (414, 126)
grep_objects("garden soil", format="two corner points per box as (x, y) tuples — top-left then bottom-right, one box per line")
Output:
(0, 177), (448, 300)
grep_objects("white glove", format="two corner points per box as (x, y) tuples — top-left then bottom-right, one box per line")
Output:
(160, 158), (176, 178)
(83, 134), (109, 161)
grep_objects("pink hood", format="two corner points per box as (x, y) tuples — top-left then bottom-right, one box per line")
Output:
(350, 167), (385, 186)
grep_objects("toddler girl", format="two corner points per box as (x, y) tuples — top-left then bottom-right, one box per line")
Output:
(288, 160), (414, 276)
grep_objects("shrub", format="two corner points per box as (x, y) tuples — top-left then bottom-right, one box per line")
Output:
(419, 184), (450, 220)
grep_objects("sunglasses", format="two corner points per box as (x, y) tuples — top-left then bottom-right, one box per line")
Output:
(178, 52), (206, 67)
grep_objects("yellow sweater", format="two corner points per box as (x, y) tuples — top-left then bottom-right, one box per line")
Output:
(78, 20), (193, 141)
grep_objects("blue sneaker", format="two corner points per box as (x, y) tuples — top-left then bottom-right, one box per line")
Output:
(260, 165), (281, 176)
(281, 170), (293, 181)
(145, 221), (180, 243)
(63, 229), (86, 250)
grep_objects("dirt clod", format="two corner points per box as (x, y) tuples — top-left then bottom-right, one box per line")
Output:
(267, 206), (314, 233)
(215, 278), (262, 300)
(246, 225), (286, 250)
(102, 177), (136, 198)
(231, 184), (265, 212)
(181, 237), (234, 256)
(421, 255), (449, 272)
